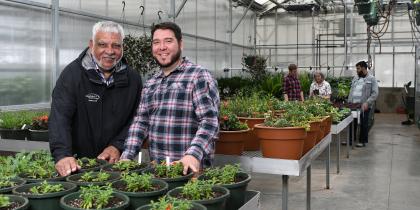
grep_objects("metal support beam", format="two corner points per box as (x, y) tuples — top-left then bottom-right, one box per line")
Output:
(175, 0), (188, 19)
(170, 0), (175, 21)
(229, 0), (253, 33)
(274, 8), (278, 66)
(229, 0), (233, 68)
(51, 0), (59, 93)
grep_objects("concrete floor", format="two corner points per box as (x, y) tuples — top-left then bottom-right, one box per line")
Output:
(248, 113), (420, 210)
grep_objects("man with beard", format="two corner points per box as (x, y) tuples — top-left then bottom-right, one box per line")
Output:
(120, 22), (220, 175)
(347, 61), (378, 147)
(49, 21), (142, 176)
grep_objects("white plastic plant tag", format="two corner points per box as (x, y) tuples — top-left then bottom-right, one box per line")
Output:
(166, 156), (170, 168)
(21, 124), (28, 130)
(138, 152), (142, 164)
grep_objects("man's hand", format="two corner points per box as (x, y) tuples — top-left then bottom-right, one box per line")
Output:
(362, 103), (369, 111)
(98, 145), (120, 163)
(55, 157), (80, 177)
(179, 155), (200, 175)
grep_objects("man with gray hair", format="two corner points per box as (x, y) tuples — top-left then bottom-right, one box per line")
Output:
(49, 21), (143, 176)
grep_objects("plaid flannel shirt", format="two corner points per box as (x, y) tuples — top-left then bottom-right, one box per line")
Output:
(121, 58), (220, 168)
(283, 74), (302, 101)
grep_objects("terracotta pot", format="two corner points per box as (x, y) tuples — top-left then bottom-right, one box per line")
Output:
(317, 118), (326, 143)
(216, 129), (249, 155)
(254, 124), (306, 160)
(324, 116), (332, 135)
(303, 121), (321, 155)
(238, 117), (265, 151)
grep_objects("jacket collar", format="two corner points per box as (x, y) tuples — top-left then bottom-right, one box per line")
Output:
(78, 47), (129, 87)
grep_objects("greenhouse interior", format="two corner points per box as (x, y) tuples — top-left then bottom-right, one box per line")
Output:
(1, 0), (420, 210)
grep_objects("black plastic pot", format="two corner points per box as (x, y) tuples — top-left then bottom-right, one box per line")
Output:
(143, 168), (193, 191)
(198, 172), (251, 210)
(136, 202), (207, 210)
(12, 181), (78, 210)
(28, 129), (49, 142)
(111, 179), (168, 210)
(77, 159), (108, 173)
(66, 171), (120, 186)
(60, 191), (129, 210)
(167, 186), (230, 210)
(2, 194), (30, 210)
(102, 162), (150, 174)
(0, 129), (28, 140)
(0, 177), (26, 194)
(18, 173), (66, 183)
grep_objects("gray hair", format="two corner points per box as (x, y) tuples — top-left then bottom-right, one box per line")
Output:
(92, 21), (125, 43)
(313, 71), (325, 80)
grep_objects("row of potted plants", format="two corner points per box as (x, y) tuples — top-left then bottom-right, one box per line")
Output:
(0, 111), (49, 141)
(217, 96), (351, 160)
(0, 151), (251, 210)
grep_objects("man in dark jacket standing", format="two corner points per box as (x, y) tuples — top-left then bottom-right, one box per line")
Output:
(49, 21), (142, 176)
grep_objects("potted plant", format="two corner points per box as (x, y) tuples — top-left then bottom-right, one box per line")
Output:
(0, 177), (26, 194)
(144, 162), (193, 191)
(12, 181), (77, 210)
(102, 160), (150, 174)
(167, 180), (229, 210)
(66, 171), (120, 187)
(0, 194), (29, 210)
(0, 111), (33, 140)
(254, 108), (310, 160)
(29, 115), (49, 142)
(226, 92), (270, 151)
(111, 173), (168, 210)
(14, 151), (64, 183)
(241, 54), (268, 82)
(137, 196), (206, 210)
(77, 157), (108, 172)
(198, 164), (251, 210)
(216, 106), (249, 155)
(60, 185), (129, 210)
(123, 34), (159, 78)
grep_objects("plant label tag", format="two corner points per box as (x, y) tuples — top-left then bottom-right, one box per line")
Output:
(21, 124), (28, 130)
(166, 156), (170, 168)
(138, 152), (142, 164)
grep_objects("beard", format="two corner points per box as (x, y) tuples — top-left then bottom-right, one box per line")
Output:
(154, 48), (182, 68)
(357, 71), (366, 77)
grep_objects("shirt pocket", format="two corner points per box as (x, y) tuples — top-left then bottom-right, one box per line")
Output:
(165, 82), (188, 101)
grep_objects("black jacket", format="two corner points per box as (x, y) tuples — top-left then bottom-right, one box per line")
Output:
(49, 48), (142, 162)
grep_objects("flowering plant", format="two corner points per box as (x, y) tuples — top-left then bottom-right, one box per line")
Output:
(31, 115), (48, 130)
(220, 105), (248, 131)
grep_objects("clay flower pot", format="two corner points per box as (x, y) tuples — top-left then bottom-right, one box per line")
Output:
(254, 124), (306, 160)
(316, 118), (326, 143)
(216, 128), (249, 155)
(323, 116), (332, 135)
(303, 121), (321, 154)
(238, 117), (265, 151)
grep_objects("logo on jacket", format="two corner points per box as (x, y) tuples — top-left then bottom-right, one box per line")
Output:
(85, 93), (100, 102)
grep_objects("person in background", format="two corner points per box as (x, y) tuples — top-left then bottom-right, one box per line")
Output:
(309, 71), (332, 100)
(49, 21), (143, 176)
(120, 22), (220, 175)
(347, 61), (379, 147)
(283, 63), (304, 101)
